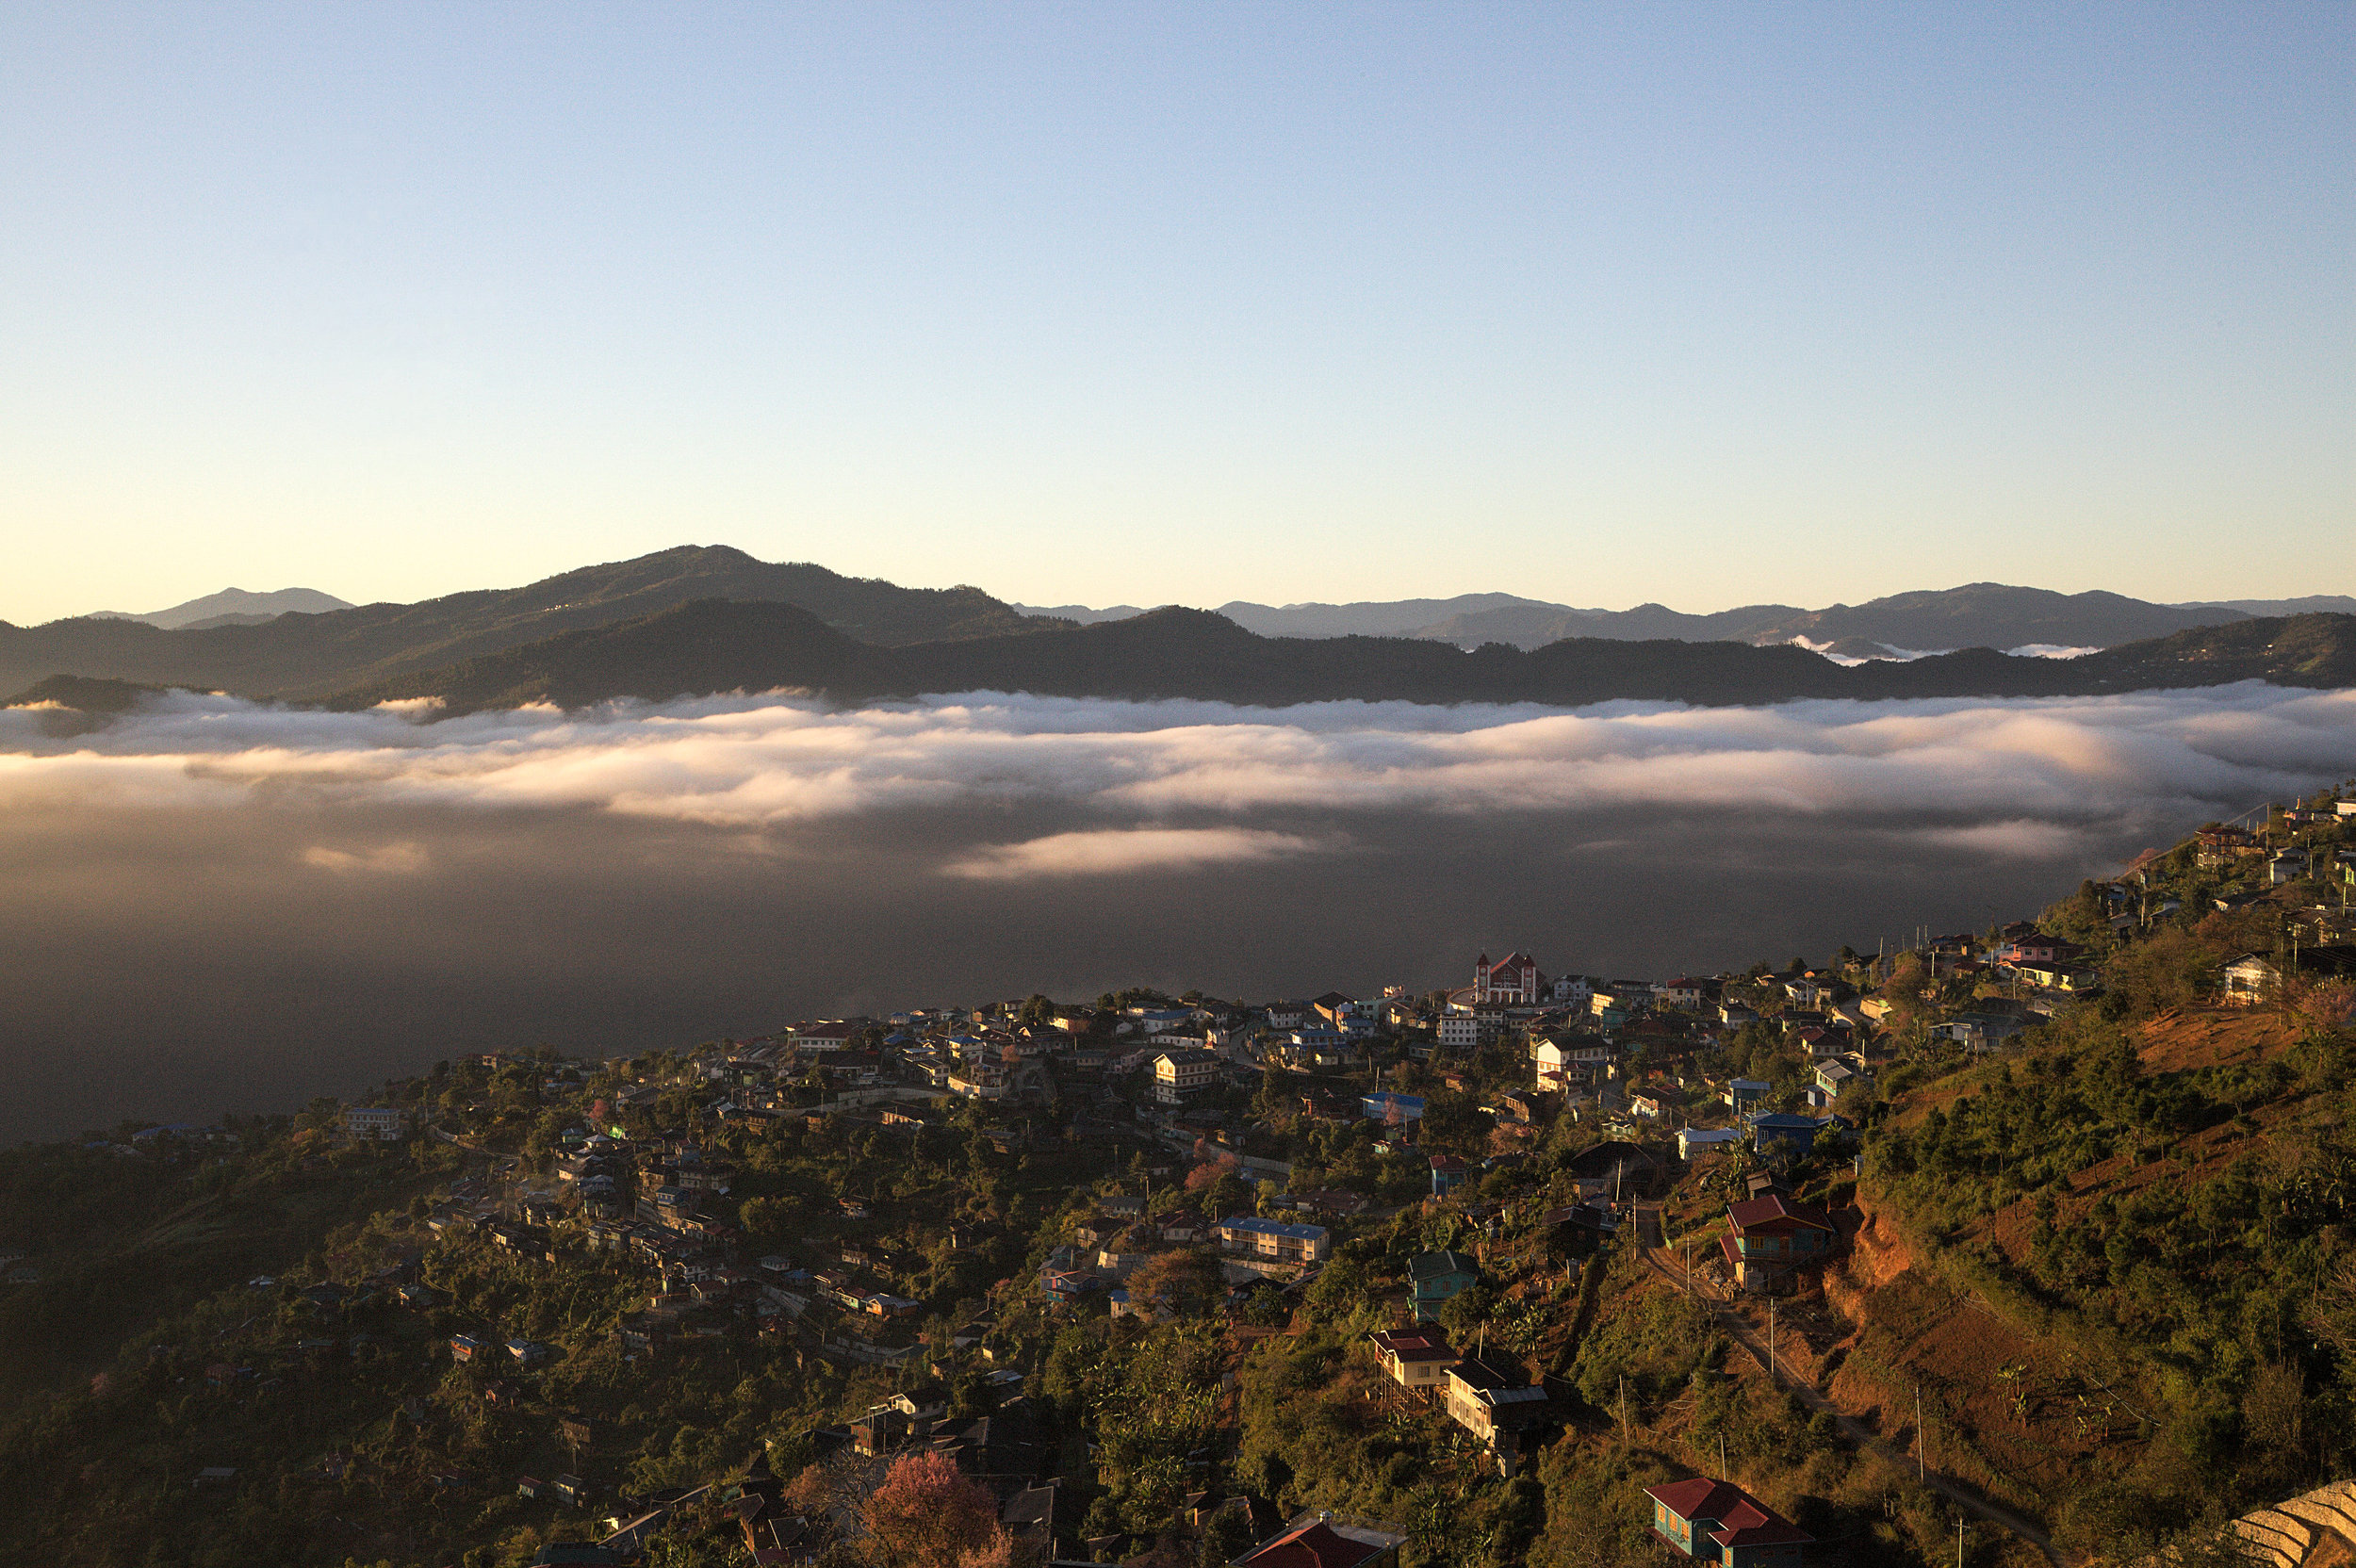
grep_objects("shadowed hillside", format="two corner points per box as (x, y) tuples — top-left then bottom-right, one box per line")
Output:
(0, 546), (1065, 698)
(317, 600), (2356, 715)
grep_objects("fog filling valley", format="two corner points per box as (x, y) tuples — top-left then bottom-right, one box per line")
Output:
(1, 683), (2349, 1143)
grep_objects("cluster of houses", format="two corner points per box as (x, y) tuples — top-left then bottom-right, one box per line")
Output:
(238, 790), (2354, 1565)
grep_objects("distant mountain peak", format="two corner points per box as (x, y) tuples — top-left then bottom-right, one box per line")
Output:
(87, 586), (352, 630)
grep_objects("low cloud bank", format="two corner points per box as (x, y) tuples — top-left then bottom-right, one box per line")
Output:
(0, 685), (2348, 860)
(943, 827), (1318, 880)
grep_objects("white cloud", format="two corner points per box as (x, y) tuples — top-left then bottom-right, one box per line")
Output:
(0, 683), (2348, 849)
(302, 842), (429, 874)
(942, 827), (1317, 880)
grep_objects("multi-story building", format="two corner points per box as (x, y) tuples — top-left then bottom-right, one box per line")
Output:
(1367, 1326), (1459, 1395)
(1215, 1217), (1331, 1266)
(1474, 952), (1543, 1004)
(1441, 1353), (1553, 1474)
(789, 1022), (856, 1053)
(1718, 1194), (1837, 1293)
(1152, 1048), (1222, 1105)
(345, 1107), (407, 1141)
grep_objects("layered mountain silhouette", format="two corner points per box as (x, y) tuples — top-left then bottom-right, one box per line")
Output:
(302, 599), (2356, 717)
(8, 547), (2350, 711)
(0, 547), (1064, 698)
(86, 586), (353, 630)
(1141, 583), (2306, 651)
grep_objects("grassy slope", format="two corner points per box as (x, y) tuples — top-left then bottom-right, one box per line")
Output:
(1824, 1003), (2347, 1557)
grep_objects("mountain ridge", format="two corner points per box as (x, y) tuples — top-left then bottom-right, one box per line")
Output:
(86, 586), (353, 630)
(297, 600), (2356, 717)
(0, 546), (1066, 699)
(10, 548), (2347, 703)
(1066, 582), (2267, 651)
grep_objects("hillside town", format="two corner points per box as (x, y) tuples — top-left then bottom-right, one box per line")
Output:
(7, 792), (2355, 1568)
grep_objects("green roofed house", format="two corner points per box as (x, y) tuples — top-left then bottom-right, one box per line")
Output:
(1645, 1477), (1812, 1566)
(1409, 1250), (1480, 1323)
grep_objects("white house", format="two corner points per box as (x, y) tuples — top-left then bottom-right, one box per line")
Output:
(790, 1022), (856, 1053)
(2224, 955), (2281, 1004)
(1153, 1049), (1222, 1105)
(1530, 1036), (1612, 1090)
(346, 1107), (407, 1141)
(1677, 1127), (1743, 1160)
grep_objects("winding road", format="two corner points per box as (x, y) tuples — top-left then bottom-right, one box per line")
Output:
(1631, 1203), (2070, 1568)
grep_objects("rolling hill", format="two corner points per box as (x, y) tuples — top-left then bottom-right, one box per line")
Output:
(85, 586), (354, 629)
(304, 601), (2356, 716)
(1230, 582), (2256, 652)
(0, 546), (1065, 699)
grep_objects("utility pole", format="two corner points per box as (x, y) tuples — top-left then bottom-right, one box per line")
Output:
(1916, 1385), (1925, 1481)
(1719, 1430), (1726, 1478)
(1956, 1519), (1969, 1568)
(1619, 1374), (1628, 1444)
(1768, 1295), (1777, 1381)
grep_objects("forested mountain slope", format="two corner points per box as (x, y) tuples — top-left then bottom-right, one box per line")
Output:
(0, 547), (1062, 698)
(305, 600), (2356, 715)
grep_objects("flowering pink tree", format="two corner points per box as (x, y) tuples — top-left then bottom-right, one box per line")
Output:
(859, 1450), (1008, 1568)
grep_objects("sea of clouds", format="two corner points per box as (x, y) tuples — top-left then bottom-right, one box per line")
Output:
(2, 682), (2349, 877)
(3, 680), (2349, 1138)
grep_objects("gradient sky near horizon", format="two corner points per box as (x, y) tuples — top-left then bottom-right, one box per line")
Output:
(3, 3), (2349, 627)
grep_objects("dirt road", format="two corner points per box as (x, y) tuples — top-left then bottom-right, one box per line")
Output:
(1629, 1203), (2070, 1568)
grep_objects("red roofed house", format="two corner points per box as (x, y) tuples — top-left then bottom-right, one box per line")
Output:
(1645, 1477), (1813, 1567)
(1366, 1326), (1459, 1396)
(1235, 1511), (1407, 1567)
(1719, 1196), (1838, 1295)
(2000, 933), (2086, 967)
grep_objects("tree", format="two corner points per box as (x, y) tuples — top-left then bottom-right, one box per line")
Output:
(1201, 1506), (1256, 1565)
(1437, 1282), (1498, 1345)
(737, 1195), (805, 1248)
(1126, 1250), (1223, 1315)
(858, 1451), (1006, 1568)
(1185, 1153), (1239, 1192)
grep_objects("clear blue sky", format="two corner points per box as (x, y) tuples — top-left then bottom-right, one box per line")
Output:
(3, 3), (2348, 624)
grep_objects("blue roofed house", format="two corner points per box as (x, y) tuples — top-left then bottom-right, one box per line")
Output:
(1215, 1217), (1331, 1270)
(1362, 1091), (1426, 1125)
(1747, 1113), (1822, 1154)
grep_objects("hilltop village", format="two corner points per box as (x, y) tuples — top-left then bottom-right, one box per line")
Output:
(0, 794), (2353, 1568)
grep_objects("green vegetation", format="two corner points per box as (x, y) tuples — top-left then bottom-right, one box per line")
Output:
(0, 789), (2349, 1565)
